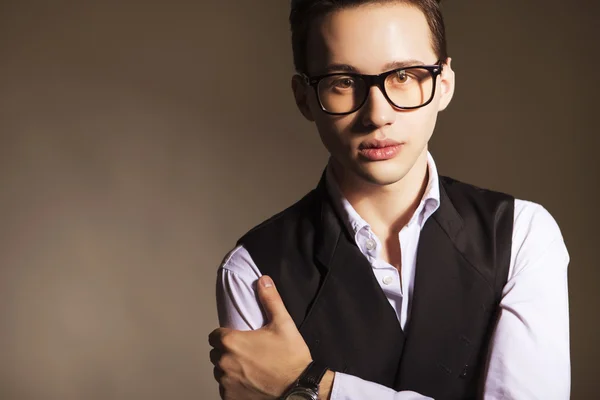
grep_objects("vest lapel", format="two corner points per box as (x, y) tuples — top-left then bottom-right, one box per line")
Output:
(396, 183), (496, 397)
(298, 175), (406, 387)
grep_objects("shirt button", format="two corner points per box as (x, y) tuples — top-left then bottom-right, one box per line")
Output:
(382, 276), (393, 285)
(365, 239), (376, 251)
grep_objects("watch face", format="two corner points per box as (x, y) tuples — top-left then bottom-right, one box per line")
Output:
(287, 394), (312, 400)
(286, 388), (318, 400)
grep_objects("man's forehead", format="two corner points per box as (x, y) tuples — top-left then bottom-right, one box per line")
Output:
(305, 4), (435, 75)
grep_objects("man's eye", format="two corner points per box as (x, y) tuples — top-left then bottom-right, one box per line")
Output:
(393, 70), (409, 83)
(332, 77), (355, 89)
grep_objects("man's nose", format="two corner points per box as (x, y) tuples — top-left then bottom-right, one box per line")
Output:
(360, 86), (397, 129)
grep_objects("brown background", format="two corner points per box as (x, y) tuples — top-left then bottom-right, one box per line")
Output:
(0, 1), (598, 399)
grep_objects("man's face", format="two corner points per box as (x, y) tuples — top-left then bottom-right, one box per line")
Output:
(293, 3), (455, 186)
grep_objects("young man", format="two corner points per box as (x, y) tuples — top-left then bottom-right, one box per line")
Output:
(209, 0), (570, 399)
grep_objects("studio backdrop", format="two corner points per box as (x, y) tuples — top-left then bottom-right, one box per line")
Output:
(0, 1), (597, 399)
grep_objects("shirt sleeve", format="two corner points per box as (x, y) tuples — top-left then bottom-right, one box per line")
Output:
(216, 245), (266, 331)
(482, 200), (571, 399)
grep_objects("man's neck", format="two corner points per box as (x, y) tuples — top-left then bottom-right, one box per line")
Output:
(331, 150), (430, 238)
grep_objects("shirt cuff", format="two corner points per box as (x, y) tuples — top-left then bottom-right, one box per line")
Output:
(330, 372), (433, 400)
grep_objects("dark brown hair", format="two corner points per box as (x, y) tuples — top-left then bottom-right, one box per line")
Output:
(290, 0), (447, 73)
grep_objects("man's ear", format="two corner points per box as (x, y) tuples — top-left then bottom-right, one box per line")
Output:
(437, 57), (455, 112)
(291, 75), (315, 121)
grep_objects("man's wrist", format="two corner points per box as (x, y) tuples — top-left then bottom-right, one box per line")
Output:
(280, 361), (313, 399)
(281, 364), (333, 400)
(318, 370), (335, 400)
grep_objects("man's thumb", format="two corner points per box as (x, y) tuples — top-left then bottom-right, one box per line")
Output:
(257, 276), (293, 327)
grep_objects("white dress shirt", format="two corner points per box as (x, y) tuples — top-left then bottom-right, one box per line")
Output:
(216, 153), (571, 400)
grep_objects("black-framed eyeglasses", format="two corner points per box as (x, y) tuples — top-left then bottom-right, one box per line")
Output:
(303, 61), (443, 115)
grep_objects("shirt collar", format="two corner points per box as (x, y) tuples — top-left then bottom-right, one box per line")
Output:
(324, 152), (441, 241)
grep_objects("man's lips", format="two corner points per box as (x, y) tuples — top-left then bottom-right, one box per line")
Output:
(358, 139), (403, 150)
(358, 139), (404, 161)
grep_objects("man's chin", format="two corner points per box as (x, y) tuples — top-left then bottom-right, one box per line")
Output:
(355, 161), (409, 186)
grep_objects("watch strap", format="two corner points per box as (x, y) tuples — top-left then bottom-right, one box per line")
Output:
(297, 361), (328, 391)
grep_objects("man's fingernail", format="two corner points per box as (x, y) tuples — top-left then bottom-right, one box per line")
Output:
(261, 276), (273, 288)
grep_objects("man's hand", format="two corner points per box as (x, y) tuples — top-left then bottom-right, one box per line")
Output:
(209, 276), (313, 400)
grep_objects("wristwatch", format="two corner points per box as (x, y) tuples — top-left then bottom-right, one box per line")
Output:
(282, 361), (329, 400)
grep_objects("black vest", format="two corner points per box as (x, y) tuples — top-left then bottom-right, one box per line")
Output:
(238, 173), (514, 399)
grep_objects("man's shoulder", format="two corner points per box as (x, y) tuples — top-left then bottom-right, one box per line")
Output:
(440, 176), (567, 260)
(237, 187), (321, 245)
(438, 175), (516, 224)
(440, 176), (561, 229)
(440, 175), (514, 201)
(218, 189), (320, 280)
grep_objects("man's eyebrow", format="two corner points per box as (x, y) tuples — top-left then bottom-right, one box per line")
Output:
(320, 64), (359, 74)
(381, 59), (427, 71)
(320, 59), (428, 75)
